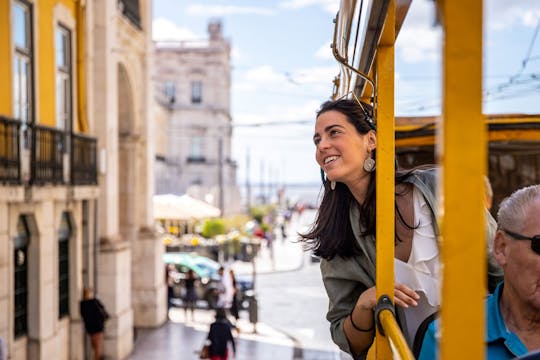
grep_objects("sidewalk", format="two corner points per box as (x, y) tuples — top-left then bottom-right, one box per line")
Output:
(231, 236), (306, 276)
(130, 238), (317, 360)
(130, 307), (297, 360)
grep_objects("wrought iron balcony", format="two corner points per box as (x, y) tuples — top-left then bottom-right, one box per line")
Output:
(0, 116), (97, 186)
(0, 116), (21, 184)
(32, 124), (64, 185)
(71, 133), (97, 185)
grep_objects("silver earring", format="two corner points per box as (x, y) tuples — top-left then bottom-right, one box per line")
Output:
(363, 157), (375, 172)
(330, 181), (336, 190)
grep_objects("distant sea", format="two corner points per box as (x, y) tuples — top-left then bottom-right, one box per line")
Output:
(238, 182), (323, 209)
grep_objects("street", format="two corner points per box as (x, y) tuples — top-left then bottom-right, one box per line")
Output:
(130, 210), (353, 359)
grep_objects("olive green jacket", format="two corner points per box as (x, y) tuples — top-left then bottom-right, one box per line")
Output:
(320, 168), (503, 359)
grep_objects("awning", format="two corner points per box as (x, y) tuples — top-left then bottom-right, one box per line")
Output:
(153, 194), (221, 220)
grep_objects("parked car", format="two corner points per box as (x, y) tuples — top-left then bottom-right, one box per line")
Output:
(163, 252), (254, 309)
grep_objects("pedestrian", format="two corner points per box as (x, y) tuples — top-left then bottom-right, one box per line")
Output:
(216, 266), (233, 310)
(0, 335), (7, 360)
(183, 269), (197, 321)
(299, 98), (503, 359)
(228, 269), (240, 323)
(206, 308), (236, 360)
(80, 287), (109, 360)
(166, 264), (176, 311)
(418, 184), (540, 359)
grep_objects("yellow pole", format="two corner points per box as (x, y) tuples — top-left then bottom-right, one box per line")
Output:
(438, 0), (485, 359)
(375, 0), (395, 358)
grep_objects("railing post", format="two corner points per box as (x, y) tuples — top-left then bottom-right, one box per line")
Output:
(375, 0), (396, 358)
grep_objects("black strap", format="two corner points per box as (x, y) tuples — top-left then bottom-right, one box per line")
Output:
(412, 311), (439, 358)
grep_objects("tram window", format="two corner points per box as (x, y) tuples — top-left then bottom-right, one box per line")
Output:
(58, 212), (72, 318)
(14, 216), (30, 338)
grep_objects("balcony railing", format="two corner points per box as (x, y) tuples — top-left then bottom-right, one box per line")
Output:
(0, 116), (21, 184)
(118, 0), (141, 29)
(71, 133), (97, 185)
(0, 116), (97, 186)
(32, 124), (65, 185)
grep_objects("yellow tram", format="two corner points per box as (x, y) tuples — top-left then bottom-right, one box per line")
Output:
(330, 0), (540, 359)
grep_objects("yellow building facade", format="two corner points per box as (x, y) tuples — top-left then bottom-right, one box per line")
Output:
(0, 1), (166, 359)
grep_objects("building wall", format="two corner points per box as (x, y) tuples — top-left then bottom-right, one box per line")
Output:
(0, 1), (166, 359)
(153, 20), (241, 215)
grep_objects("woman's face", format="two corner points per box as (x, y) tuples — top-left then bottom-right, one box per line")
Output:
(313, 110), (375, 187)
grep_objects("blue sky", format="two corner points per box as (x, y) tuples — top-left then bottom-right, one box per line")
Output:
(152, 0), (540, 188)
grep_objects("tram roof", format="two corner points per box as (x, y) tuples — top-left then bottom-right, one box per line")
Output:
(395, 114), (540, 146)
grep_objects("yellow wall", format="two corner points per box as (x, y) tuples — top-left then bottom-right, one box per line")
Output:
(37, 0), (77, 127)
(0, 0), (12, 115)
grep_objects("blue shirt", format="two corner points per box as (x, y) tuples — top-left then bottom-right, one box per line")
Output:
(418, 282), (529, 359)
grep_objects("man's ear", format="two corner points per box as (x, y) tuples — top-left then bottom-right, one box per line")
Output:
(493, 230), (508, 267)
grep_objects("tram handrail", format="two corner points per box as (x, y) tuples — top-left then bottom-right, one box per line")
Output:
(374, 295), (415, 360)
(331, 0), (375, 98)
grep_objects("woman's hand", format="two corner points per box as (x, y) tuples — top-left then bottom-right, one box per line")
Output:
(355, 283), (419, 311)
(393, 282), (420, 308)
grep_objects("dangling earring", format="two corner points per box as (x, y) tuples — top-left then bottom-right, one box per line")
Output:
(364, 156), (376, 172)
(330, 180), (336, 190)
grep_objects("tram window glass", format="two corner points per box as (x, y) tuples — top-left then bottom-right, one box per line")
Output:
(12, 0), (34, 125)
(14, 215), (30, 338)
(58, 212), (71, 318)
(191, 81), (202, 104)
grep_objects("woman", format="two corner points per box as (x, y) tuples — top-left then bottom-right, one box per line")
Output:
(301, 99), (500, 359)
(80, 287), (109, 360)
(206, 308), (236, 360)
(228, 269), (240, 323)
(183, 269), (198, 321)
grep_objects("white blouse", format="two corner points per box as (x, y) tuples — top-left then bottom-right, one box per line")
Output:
(395, 186), (441, 345)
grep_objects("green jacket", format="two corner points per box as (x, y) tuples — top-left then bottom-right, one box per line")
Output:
(320, 168), (503, 359)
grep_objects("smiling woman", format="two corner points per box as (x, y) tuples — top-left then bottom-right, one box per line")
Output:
(299, 98), (503, 360)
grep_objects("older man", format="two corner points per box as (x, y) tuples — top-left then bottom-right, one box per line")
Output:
(418, 184), (540, 359)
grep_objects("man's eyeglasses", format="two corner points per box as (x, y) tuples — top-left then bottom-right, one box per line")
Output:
(502, 228), (540, 255)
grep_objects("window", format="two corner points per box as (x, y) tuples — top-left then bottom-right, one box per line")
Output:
(12, 1), (34, 125)
(58, 213), (71, 318)
(190, 137), (203, 158)
(191, 81), (202, 104)
(164, 81), (175, 104)
(14, 216), (30, 338)
(56, 25), (72, 134)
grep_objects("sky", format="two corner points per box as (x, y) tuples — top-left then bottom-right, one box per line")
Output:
(152, 0), (540, 194)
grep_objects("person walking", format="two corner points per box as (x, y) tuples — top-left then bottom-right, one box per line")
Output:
(228, 269), (240, 323)
(206, 308), (236, 360)
(80, 287), (109, 360)
(0, 335), (7, 360)
(183, 269), (197, 321)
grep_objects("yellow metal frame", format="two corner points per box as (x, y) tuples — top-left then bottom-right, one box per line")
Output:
(438, 0), (486, 359)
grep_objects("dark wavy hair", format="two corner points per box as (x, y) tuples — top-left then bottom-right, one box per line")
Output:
(300, 99), (415, 260)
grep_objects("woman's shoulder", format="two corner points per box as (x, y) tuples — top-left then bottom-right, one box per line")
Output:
(321, 255), (371, 282)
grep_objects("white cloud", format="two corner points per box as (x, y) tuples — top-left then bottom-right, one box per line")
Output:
(186, 4), (276, 16)
(279, 0), (339, 14)
(486, 0), (540, 30)
(152, 17), (200, 41)
(396, 27), (441, 63)
(315, 41), (334, 60)
(394, 0), (441, 63)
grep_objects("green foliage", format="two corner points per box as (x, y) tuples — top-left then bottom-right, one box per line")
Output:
(201, 218), (226, 238)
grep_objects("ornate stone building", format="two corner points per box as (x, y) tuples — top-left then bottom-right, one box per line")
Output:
(0, 0), (166, 359)
(153, 20), (241, 216)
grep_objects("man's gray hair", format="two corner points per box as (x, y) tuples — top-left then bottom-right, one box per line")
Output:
(497, 184), (540, 231)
